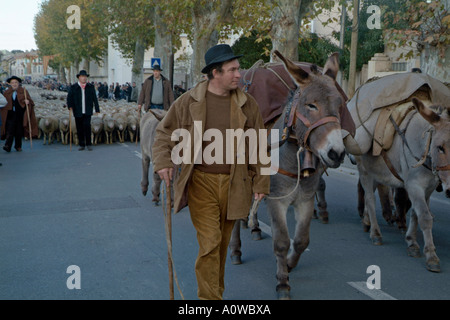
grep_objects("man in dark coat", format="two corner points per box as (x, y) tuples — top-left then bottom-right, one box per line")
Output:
(138, 64), (174, 112)
(67, 70), (100, 151)
(1, 76), (38, 152)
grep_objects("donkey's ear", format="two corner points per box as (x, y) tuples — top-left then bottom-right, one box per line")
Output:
(273, 50), (310, 87)
(323, 52), (340, 80)
(412, 98), (441, 125)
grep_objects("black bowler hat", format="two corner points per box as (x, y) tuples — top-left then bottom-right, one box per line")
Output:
(6, 76), (22, 83)
(152, 64), (163, 71)
(76, 70), (90, 78)
(201, 44), (243, 74)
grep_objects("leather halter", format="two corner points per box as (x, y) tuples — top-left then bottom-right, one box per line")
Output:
(274, 90), (340, 179)
(284, 91), (340, 150)
(436, 164), (450, 171)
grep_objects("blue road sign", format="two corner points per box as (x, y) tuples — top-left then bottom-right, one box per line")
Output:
(151, 58), (162, 69)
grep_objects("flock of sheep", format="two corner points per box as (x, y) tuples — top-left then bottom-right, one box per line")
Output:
(31, 87), (140, 146)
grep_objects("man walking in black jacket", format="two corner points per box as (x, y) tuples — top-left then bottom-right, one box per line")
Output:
(67, 70), (100, 151)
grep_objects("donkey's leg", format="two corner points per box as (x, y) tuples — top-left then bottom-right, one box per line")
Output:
(250, 211), (262, 241)
(267, 199), (291, 299)
(229, 220), (242, 265)
(405, 209), (420, 258)
(287, 197), (314, 271)
(141, 155), (150, 196)
(359, 172), (383, 245)
(151, 172), (162, 206)
(357, 179), (365, 219)
(394, 188), (410, 232)
(406, 186), (440, 272)
(316, 176), (329, 224)
(377, 184), (394, 225)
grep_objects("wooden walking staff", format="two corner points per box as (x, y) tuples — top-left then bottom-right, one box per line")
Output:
(164, 181), (175, 300)
(69, 108), (73, 152)
(23, 89), (33, 149)
(162, 179), (185, 300)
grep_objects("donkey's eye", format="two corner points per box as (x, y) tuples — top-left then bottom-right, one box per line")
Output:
(307, 104), (318, 111)
(437, 146), (445, 154)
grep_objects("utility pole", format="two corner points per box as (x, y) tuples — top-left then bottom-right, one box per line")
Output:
(338, 2), (347, 86)
(348, 0), (360, 98)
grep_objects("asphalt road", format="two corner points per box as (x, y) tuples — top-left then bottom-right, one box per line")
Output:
(0, 140), (449, 300)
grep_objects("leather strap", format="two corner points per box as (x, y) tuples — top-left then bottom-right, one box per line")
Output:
(381, 150), (404, 182)
(296, 112), (340, 147)
(436, 164), (450, 171)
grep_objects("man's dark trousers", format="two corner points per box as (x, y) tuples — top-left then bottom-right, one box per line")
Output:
(75, 114), (92, 147)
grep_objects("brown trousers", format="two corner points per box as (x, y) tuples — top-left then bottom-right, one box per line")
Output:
(188, 169), (236, 300)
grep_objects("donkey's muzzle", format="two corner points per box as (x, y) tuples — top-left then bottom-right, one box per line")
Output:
(328, 149), (345, 164)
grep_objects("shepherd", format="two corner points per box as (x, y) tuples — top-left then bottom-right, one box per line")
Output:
(67, 70), (100, 151)
(152, 44), (270, 300)
(1, 76), (38, 152)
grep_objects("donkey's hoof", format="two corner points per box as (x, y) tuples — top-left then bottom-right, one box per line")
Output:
(153, 201), (160, 207)
(240, 220), (248, 229)
(426, 262), (441, 273)
(407, 246), (421, 258)
(371, 237), (383, 246)
(363, 224), (370, 233)
(313, 209), (318, 219)
(276, 285), (291, 300)
(426, 257), (440, 273)
(319, 215), (329, 224)
(231, 255), (242, 265)
(251, 231), (262, 241)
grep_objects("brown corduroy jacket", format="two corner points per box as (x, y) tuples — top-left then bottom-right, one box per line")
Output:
(152, 80), (270, 219)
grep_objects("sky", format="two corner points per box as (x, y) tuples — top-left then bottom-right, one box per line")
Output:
(0, 0), (44, 52)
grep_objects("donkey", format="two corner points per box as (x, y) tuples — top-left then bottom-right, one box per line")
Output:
(261, 51), (346, 299)
(140, 109), (167, 205)
(355, 98), (450, 272)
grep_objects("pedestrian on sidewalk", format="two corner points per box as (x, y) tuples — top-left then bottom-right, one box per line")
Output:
(1, 76), (38, 153)
(67, 70), (100, 151)
(152, 44), (270, 300)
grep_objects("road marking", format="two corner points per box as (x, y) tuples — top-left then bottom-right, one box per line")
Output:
(134, 151), (142, 159)
(347, 281), (397, 300)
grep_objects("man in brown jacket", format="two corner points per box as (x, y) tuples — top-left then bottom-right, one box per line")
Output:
(1, 76), (38, 152)
(152, 44), (270, 300)
(138, 64), (174, 112)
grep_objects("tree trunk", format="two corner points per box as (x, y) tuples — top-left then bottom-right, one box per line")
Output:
(189, 0), (232, 88)
(348, 0), (360, 98)
(59, 65), (67, 84)
(154, 5), (173, 84)
(131, 37), (146, 89)
(270, 0), (313, 61)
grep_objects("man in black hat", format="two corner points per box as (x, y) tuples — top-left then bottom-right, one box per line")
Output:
(152, 44), (270, 300)
(138, 64), (174, 112)
(67, 70), (100, 151)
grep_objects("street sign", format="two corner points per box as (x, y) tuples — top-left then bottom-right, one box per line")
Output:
(151, 58), (162, 69)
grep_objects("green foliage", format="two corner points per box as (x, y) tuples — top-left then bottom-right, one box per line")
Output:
(298, 33), (340, 67)
(332, 0), (385, 78)
(231, 31), (271, 69)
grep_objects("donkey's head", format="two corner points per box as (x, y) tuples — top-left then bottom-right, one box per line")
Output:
(274, 50), (345, 168)
(413, 98), (450, 198)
